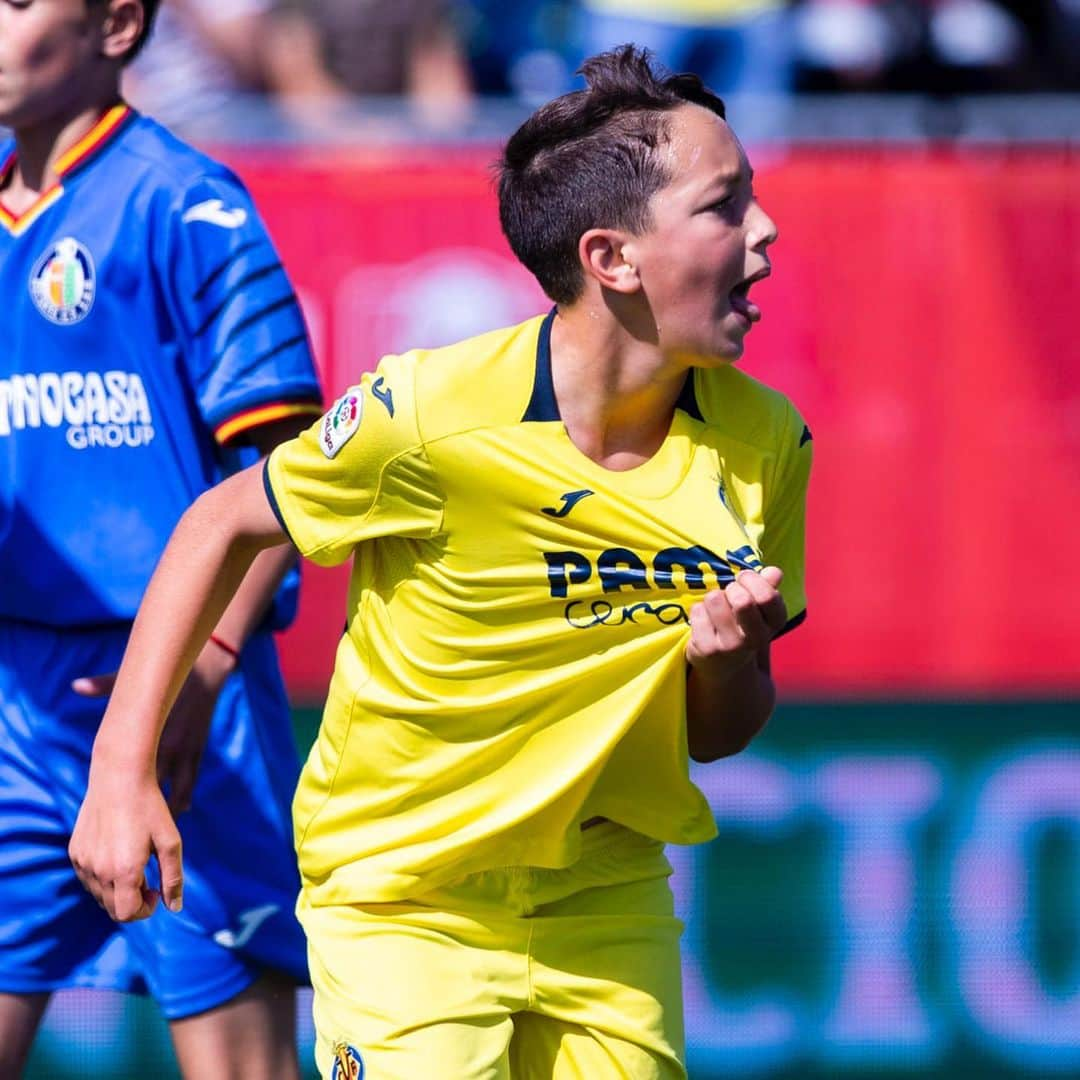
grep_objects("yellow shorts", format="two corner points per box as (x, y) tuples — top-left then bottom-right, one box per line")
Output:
(298, 821), (687, 1080)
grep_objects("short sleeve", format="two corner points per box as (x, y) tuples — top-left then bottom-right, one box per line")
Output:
(761, 403), (813, 635)
(265, 355), (444, 566)
(162, 171), (323, 445)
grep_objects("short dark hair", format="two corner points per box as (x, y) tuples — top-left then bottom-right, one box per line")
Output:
(497, 45), (726, 306)
(88, 0), (161, 63)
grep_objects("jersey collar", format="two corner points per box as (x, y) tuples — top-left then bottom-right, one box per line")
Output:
(522, 309), (559, 421)
(0, 103), (134, 236)
(521, 307), (704, 423)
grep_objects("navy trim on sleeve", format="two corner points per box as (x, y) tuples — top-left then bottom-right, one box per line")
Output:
(773, 609), (807, 640)
(262, 457), (296, 546)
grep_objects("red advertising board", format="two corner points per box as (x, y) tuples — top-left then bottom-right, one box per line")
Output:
(218, 144), (1080, 699)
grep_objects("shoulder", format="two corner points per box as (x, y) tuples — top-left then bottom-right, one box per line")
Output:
(384, 315), (550, 444)
(692, 364), (808, 453)
(112, 113), (252, 205)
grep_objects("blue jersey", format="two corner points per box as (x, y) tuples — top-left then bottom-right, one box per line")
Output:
(0, 105), (322, 625)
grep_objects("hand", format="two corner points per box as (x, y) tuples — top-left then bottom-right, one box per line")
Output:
(73, 641), (235, 815)
(154, 642), (235, 813)
(69, 765), (183, 921)
(686, 566), (788, 678)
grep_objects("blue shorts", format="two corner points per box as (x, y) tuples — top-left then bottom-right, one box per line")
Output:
(0, 619), (308, 1020)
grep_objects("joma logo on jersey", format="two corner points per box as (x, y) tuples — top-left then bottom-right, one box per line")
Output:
(544, 544), (762, 598)
(0, 370), (154, 449)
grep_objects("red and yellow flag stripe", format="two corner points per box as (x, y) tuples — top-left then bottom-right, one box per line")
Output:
(215, 400), (323, 445)
(0, 105), (132, 236)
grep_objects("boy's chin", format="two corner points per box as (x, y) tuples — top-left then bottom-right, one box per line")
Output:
(678, 344), (742, 369)
(0, 103), (31, 130)
(708, 332), (747, 364)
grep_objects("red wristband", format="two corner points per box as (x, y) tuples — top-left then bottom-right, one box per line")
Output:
(208, 632), (241, 661)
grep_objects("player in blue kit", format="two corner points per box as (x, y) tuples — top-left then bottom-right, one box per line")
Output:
(0, 0), (322, 1076)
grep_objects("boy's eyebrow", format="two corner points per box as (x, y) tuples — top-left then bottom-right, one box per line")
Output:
(707, 165), (752, 190)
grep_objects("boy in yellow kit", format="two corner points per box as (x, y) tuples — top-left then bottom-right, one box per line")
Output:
(71, 45), (812, 1079)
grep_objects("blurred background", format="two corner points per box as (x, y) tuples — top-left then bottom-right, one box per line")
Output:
(21, 0), (1080, 1076)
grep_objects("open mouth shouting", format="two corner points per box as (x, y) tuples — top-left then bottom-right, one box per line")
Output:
(729, 265), (771, 327)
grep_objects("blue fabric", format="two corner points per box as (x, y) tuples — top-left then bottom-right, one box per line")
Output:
(0, 110), (321, 626)
(0, 109), (316, 1017)
(0, 621), (308, 1018)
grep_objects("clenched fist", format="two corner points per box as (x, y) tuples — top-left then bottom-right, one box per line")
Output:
(686, 565), (787, 675)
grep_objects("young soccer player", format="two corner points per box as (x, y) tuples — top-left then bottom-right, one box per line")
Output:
(71, 45), (811, 1079)
(0, 0), (323, 1075)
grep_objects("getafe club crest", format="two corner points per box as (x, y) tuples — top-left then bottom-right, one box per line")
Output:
(321, 388), (362, 459)
(331, 1042), (364, 1079)
(29, 237), (96, 325)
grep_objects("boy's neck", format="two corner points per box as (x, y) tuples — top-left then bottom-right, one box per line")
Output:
(549, 305), (691, 471)
(3, 97), (124, 207)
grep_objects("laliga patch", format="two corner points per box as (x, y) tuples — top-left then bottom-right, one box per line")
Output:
(29, 237), (95, 325)
(332, 1042), (364, 1079)
(321, 388), (363, 459)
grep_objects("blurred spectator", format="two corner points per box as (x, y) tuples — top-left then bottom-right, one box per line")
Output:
(573, 0), (797, 97)
(991, 0), (1080, 90)
(793, 0), (914, 89)
(458, 0), (579, 103)
(124, 0), (280, 129)
(793, 0), (1080, 93)
(263, 0), (474, 131)
(124, 0), (1080, 139)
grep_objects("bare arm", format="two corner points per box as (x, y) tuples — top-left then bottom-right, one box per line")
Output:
(149, 419), (310, 808)
(685, 567), (788, 763)
(69, 460), (289, 921)
(205, 417), (310, 655)
(72, 417), (312, 812)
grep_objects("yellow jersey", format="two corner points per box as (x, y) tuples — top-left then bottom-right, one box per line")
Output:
(266, 312), (811, 905)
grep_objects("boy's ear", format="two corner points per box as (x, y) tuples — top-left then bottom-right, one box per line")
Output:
(100, 0), (144, 62)
(579, 229), (640, 295)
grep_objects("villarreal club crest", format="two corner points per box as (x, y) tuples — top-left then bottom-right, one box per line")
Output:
(29, 237), (96, 325)
(332, 1042), (364, 1079)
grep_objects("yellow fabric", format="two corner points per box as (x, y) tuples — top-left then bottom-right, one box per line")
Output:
(299, 823), (686, 1080)
(267, 313), (811, 905)
(583, 0), (785, 26)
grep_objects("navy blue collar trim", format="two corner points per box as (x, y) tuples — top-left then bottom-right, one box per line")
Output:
(522, 308), (560, 422)
(522, 308), (703, 424)
(675, 370), (702, 420)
